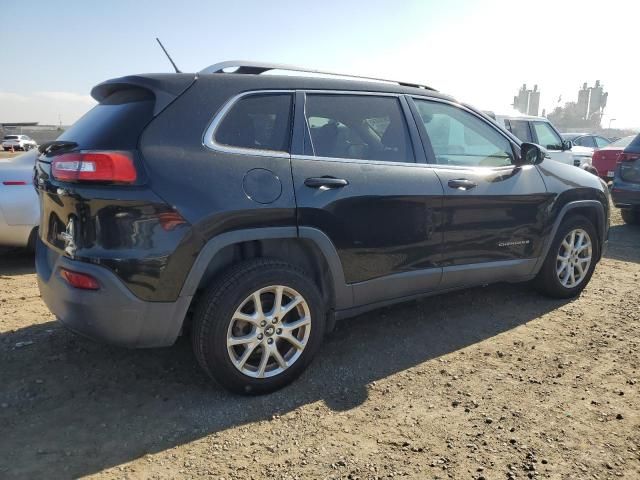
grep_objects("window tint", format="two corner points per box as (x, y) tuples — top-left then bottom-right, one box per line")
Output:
(414, 99), (514, 167)
(304, 94), (414, 162)
(215, 94), (293, 152)
(532, 122), (563, 150)
(595, 136), (611, 148)
(506, 120), (533, 143)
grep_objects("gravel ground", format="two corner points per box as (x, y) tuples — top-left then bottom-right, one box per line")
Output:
(0, 208), (638, 479)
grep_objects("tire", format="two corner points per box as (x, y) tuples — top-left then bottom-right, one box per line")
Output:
(621, 209), (639, 225)
(191, 258), (326, 395)
(26, 227), (38, 253)
(534, 214), (598, 299)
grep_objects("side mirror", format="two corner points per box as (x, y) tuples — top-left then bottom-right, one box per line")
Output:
(562, 140), (573, 151)
(517, 142), (546, 166)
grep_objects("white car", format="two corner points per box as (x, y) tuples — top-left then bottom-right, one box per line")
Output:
(2, 134), (38, 152)
(0, 150), (39, 249)
(489, 113), (590, 167)
(561, 132), (612, 166)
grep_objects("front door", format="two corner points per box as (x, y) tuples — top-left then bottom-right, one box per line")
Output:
(290, 92), (444, 307)
(409, 97), (551, 288)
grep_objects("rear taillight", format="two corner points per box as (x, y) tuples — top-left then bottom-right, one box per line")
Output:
(618, 152), (640, 163)
(60, 268), (100, 290)
(51, 151), (137, 183)
(2, 181), (27, 186)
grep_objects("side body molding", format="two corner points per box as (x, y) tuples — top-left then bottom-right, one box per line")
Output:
(533, 199), (606, 273)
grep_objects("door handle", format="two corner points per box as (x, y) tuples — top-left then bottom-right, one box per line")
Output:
(447, 178), (477, 191)
(304, 177), (349, 189)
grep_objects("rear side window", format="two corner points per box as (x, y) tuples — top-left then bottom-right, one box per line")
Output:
(595, 136), (611, 148)
(414, 99), (513, 167)
(532, 122), (563, 150)
(304, 94), (414, 163)
(505, 120), (533, 143)
(215, 94), (293, 152)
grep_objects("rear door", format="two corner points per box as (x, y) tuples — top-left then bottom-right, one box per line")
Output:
(409, 97), (550, 288)
(531, 121), (574, 166)
(290, 92), (444, 308)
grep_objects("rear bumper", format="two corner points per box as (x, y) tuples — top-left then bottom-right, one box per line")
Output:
(36, 238), (191, 348)
(0, 211), (33, 247)
(611, 183), (640, 209)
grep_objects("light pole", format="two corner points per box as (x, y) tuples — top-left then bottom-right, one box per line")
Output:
(609, 118), (616, 129)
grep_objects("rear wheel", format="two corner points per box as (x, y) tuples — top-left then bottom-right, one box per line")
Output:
(191, 258), (325, 394)
(621, 208), (639, 225)
(534, 215), (598, 298)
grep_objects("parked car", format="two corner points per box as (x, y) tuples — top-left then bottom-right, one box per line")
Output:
(562, 132), (611, 165)
(591, 135), (637, 181)
(561, 133), (611, 150)
(0, 150), (39, 249)
(489, 113), (591, 167)
(35, 62), (610, 394)
(611, 134), (640, 224)
(2, 135), (37, 151)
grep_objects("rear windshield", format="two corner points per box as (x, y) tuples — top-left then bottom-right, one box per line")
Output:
(4, 135), (19, 140)
(610, 135), (637, 148)
(57, 88), (155, 150)
(624, 134), (640, 153)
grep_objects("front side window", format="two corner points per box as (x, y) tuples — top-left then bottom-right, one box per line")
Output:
(595, 136), (611, 148)
(414, 99), (514, 167)
(532, 122), (563, 150)
(304, 94), (414, 163)
(215, 93), (293, 152)
(576, 136), (596, 148)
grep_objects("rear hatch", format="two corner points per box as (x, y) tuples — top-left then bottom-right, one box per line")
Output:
(35, 74), (195, 296)
(619, 135), (640, 184)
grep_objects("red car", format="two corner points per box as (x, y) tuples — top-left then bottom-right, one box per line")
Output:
(592, 135), (636, 181)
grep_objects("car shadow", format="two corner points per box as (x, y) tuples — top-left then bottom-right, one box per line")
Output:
(0, 248), (35, 276)
(605, 223), (640, 264)
(0, 282), (572, 479)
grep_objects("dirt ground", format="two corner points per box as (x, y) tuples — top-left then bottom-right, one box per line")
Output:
(0, 209), (638, 480)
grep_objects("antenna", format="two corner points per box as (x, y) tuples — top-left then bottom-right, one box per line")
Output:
(155, 37), (181, 73)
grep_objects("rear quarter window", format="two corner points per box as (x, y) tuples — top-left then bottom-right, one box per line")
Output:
(213, 93), (293, 152)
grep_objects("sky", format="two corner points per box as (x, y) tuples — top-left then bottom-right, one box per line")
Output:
(0, 0), (637, 128)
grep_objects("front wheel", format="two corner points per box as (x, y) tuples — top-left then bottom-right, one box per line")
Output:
(534, 215), (598, 298)
(191, 259), (326, 394)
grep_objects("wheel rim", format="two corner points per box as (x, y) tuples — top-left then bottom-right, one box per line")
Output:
(556, 228), (592, 288)
(226, 285), (311, 378)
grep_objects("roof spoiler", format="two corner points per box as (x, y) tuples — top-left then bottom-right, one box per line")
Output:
(91, 74), (196, 116)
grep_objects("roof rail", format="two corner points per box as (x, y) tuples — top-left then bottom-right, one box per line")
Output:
(199, 60), (436, 91)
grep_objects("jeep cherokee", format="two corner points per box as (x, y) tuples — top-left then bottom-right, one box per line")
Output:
(35, 61), (610, 394)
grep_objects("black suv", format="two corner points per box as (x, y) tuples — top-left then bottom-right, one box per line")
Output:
(35, 62), (610, 394)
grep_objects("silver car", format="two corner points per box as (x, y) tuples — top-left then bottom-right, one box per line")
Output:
(0, 150), (39, 249)
(2, 135), (38, 151)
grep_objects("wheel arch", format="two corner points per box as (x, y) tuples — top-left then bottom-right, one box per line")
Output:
(534, 199), (606, 274)
(178, 227), (352, 326)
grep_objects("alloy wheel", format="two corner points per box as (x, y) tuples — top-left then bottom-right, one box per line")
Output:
(556, 228), (592, 288)
(226, 285), (311, 378)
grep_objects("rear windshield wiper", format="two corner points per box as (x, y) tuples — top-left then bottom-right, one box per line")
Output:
(38, 141), (78, 155)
